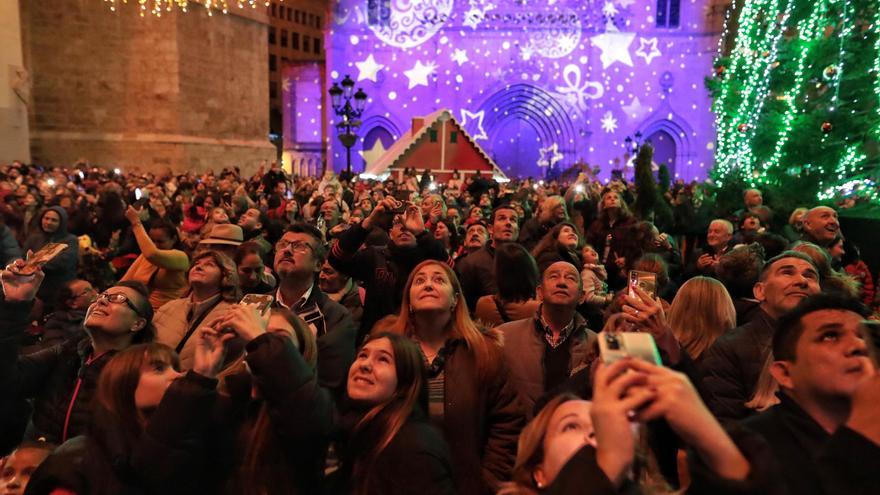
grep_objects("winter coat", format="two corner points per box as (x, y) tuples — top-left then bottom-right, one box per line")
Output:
(698, 309), (776, 423)
(0, 223), (22, 267)
(37, 309), (87, 350)
(474, 296), (540, 327)
(0, 299), (114, 445)
(273, 285), (357, 395)
(25, 371), (218, 495)
(328, 409), (457, 495)
(498, 313), (599, 418)
(454, 245), (497, 312)
(329, 223), (449, 340)
(153, 296), (239, 370)
(434, 331), (524, 494)
(212, 333), (334, 495)
(740, 393), (880, 495)
(22, 206), (79, 300)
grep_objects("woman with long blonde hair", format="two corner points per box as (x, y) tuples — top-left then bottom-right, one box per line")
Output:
(667, 276), (737, 363)
(382, 259), (524, 494)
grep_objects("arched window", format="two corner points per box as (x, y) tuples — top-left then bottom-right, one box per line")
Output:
(656, 0), (680, 28)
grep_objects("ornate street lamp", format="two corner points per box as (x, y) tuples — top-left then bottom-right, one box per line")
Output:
(329, 75), (368, 176)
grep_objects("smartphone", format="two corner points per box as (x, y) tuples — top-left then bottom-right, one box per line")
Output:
(134, 188), (143, 201)
(860, 320), (880, 369)
(13, 243), (69, 276)
(599, 331), (663, 366)
(239, 294), (274, 315)
(629, 270), (657, 299)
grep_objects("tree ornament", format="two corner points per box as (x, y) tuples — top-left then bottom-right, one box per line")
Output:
(715, 65), (726, 76)
(738, 123), (749, 132)
(821, 121), (832, 133)
(823, 64), (838, 80)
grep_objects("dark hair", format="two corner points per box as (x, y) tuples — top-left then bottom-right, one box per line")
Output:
(773, 293), (870, 362)
(285, 222), (327, 262)
(115, 280), (155, 342)
(351, 332), (428, 494)
(55, 279), (85, 309)
(495, 243), (539, 303)
(466, 220), (489, 233)
(234, 240), (264, 266)
(531, 221), (582, 262)
(632, 253), (669, 292)
(94, 343), (180, 449)
(146, 219), (180, 246)
(759, 250), (817, 282)
(840, 238), (860, 266)
(753, 232), (788, 260)
(490, 204), (519, 224)
(717, 244), (765, 299)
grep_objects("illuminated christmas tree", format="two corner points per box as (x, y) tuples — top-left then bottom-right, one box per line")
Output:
(708, 0), (880, 208)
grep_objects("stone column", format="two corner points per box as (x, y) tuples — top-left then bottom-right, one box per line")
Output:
(0, 0), (30, 162)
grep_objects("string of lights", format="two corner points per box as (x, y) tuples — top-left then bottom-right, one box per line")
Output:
(103, 0), (270, 17)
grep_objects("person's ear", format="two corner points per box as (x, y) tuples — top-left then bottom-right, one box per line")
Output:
(769, 360), (793, 390)
(536, 284), (545, 302)
(753, 281), (766, 302)
(533, 467), (548, 489)
(131, 317), (147, 333)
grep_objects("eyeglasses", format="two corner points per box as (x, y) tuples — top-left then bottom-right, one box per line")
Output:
(275, 240), (314, 254)
(70, 287), (96, 299)
(95, 292), (144, 317)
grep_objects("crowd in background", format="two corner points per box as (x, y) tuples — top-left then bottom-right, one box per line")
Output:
(0, 158), (878, 495)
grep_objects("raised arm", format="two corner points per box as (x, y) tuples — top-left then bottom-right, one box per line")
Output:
(126, 205), (190, 272)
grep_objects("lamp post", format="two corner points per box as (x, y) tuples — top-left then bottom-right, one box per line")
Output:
(623, 131), (643, 154)
(329, 75), (368, 176)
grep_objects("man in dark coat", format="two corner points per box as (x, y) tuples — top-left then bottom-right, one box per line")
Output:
(700, 251), (820, 423)
(328, 198), (448, 341)
(740, 293), (880, 495)
(1, 269), (154, 445)
(273, 223), (357, 395)
(684, 218), (733, 279)
(455, 205), (520, 312)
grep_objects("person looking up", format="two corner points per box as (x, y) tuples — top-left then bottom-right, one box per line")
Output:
(22, 207), (79, 305)
(800, 206), (841, 248)
(456, 205), (520, 311)
(474, 243), (541, 327)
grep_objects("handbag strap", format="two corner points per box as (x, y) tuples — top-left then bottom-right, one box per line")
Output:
(493, 295), (512, 323)
(175, 299), (223, 353)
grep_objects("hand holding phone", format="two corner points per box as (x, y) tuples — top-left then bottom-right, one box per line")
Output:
(598, 331), (663, 366)
(10, 244), (68, 276)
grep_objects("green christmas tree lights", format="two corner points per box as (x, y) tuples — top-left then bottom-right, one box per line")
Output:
(708, 0), (880, 206)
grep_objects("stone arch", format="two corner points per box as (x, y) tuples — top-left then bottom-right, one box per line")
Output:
(476, 84), (579, 175)
(637, 114), (694, 178)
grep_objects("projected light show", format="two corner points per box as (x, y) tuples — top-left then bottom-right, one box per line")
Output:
(310, 0), (721, 180)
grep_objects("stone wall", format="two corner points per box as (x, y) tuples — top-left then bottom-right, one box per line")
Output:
(20, 0), (275, 175)
(0, 0), (29, 163)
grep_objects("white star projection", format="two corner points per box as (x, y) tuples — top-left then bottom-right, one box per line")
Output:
(622, 96), (648, 120)
(358, 139), (388, 167)
(281, 77), (291, 93)
(451, 49), (469, 66)
(460, 109), (488, 141)
(404, 60), (437, 89)
(591, 25), (635, 69)
(537, 143), (564, 168)
(600, 111), (619, 133)
(635, 37), (661, 65)
(355, 54), (385, 82)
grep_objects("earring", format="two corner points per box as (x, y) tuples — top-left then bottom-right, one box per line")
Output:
(536, 481), (544, 489)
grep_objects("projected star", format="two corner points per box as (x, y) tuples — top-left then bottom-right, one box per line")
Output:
(358, 139), (387, 168)
(404, 60), (436, 89)
(600, 111), (618, 133)
(451, 49), (469, 66)
(602, 2), (618, 17)
(622, 96), (647, 120)
(591, 28), (635, 69)
(617, 0), (636, 7)
(460, 109), (488, 141)
(281, 77), (291, 93)
(355, 54), (385, 82)
(635, 37), (661, 65)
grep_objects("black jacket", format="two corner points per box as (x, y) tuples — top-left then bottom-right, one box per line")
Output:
(25, 371), (218, 495)
(214, 333), (334, 495)
(698, 309), (776, 423)
(0, 300), (113, 445)
(274, 285), (357, 396)
(329, 223), (448, 340)
(740, 393), (880, 495)
(330, 409), (457, 495)
(454, 245), (496, 312)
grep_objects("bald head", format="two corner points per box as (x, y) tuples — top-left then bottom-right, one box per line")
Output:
(802, 206), (839, 245)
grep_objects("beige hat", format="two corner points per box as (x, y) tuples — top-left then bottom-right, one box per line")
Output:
(199, 224), (244, 246)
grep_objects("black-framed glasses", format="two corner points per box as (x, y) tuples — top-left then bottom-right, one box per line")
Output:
(70, 286), (96, 300)
(275, 239), (314, 254)
(96, 292), (143, 317)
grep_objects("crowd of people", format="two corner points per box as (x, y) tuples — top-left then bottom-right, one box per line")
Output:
(0, 159), (878, 495)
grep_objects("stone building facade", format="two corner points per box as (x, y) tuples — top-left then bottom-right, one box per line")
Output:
(18, 0), (274, 174)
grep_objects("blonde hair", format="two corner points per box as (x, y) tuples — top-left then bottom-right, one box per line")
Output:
(383, 260), (501, 381)
(745, 351), (780, 412)
(499, 393), (581, 495)
(668, 277), (736, 360)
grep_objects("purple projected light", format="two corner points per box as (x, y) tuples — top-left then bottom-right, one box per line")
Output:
(318, 0), (719, 180)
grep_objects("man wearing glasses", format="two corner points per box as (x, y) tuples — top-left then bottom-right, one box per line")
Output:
(1, 263), (154, 445)
(273, 222), (356, 395)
